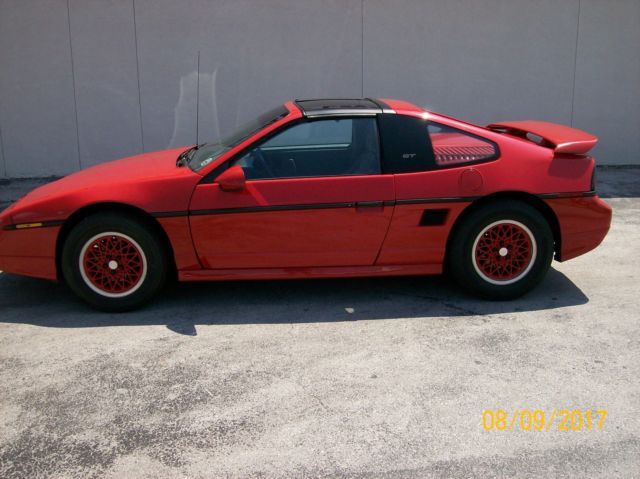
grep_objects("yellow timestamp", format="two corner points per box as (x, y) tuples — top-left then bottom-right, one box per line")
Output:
(482, 409), (608, 432)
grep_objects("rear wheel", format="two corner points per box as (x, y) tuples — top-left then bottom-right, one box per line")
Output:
(448, 201), (553, 299)
(62, 213), (167, 311)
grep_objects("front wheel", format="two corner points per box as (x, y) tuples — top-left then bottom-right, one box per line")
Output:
(62, 213), (168, 311)
(448, 201), (554, 300)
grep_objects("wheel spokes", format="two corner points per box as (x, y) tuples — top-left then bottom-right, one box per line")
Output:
(82, 234), (145, 294)
(474, 222), (534, 282)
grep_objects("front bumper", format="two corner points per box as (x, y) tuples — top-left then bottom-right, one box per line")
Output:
(0, 223), (60, 280)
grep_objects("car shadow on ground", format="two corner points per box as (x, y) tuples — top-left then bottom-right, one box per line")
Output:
(0, 267), (588, 335)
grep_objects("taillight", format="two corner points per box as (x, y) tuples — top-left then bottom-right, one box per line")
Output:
(591, 168), (596, 191)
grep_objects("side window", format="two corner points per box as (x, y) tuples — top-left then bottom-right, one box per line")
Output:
(233, 118), (380, 180)
(262, 121), (352, 148)
(428, 122), (498, 166)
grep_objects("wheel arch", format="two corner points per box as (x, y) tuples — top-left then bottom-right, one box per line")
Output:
(446, 191), (561, 267)
(55, 202), (176, 281)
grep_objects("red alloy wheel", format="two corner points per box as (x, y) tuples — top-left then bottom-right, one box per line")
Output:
(473, 220), (536, 284)
(80, 233), (147, 297)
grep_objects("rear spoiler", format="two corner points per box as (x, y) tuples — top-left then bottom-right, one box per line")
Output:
(487, 120), (598, 155)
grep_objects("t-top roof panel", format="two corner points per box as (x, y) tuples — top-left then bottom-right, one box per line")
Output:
(294, 98), (384, 116)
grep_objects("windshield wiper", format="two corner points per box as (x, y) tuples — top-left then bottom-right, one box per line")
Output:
(176, 144), (204, 167)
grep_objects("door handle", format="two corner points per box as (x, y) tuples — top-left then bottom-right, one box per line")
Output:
(356, 201), (384, 208)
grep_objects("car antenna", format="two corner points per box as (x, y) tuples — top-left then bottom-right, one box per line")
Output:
(196, 50), (200, 146)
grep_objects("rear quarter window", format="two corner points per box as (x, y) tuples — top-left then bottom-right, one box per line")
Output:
(379, 115), (498, 174)
(428, 123), (498, 166)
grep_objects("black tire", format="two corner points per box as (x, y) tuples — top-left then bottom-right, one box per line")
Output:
(62, 213), (168, 312)
(448, 201), (553, 300)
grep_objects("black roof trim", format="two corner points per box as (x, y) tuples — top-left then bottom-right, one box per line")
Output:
(294, 98), (391, 117)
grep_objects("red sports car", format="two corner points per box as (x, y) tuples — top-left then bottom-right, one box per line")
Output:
(0, 99), (612, 311)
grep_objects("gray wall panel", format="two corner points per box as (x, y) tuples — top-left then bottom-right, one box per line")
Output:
(363, 0), (580, 126)
(68, 0), (143, 168)
(0, 0), (638, 178)
(134, 0), (361, 151)
(573, 0), (640, 165)
(0, 0), (79, 177)
(0, 125), (5, 177)
(133, 0), (201, 152)
(195, 0), (362, 143)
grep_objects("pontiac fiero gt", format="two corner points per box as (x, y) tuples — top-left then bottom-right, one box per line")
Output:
(0, 99), (611, 310)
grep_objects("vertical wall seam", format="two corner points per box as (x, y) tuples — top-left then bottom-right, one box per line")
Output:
(0, 123), (6, 178)
(66, 0), (82, 170)
(361, 0), (364, 97)
(0, 1), (4, 175)
(132, 0), (145, 152)
(570, 0), (582, 126)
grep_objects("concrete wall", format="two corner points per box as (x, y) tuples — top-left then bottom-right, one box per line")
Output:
(0, 0), (638, 178)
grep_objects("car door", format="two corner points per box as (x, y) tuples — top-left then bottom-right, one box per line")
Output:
(189, 116), (395, 269)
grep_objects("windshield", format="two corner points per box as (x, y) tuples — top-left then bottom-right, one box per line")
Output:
(187, 105), (289, 171)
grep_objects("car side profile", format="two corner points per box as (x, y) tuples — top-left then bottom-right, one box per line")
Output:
(0, 99), (612, 311)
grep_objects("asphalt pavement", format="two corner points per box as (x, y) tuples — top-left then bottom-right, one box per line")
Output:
(1, 168), (639, 478)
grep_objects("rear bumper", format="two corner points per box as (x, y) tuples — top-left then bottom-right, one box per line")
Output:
(545, 195), (612, 262)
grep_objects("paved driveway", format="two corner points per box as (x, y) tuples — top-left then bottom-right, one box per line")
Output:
(1, 169), (639, 478)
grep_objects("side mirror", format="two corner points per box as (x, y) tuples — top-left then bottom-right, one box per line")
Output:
(217, 165), (246, 192)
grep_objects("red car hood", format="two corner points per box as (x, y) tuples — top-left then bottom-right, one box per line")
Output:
(23, 147), (196, 202)
(6, 147), (201, 225)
